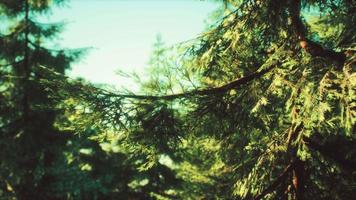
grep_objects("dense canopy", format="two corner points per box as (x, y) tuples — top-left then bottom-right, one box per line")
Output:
(0, 0), (355, 199)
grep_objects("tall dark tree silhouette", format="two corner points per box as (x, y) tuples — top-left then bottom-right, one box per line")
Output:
(0, 0), (83, 199)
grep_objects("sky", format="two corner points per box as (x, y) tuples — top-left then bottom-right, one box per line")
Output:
(47, 0), (218, 89)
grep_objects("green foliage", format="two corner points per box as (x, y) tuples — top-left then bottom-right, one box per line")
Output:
(1, 0), (355, 200)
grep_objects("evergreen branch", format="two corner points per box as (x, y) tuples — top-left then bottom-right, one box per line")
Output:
(165, 1), (249, 48)
(302, 137), (356, 172)
(28, 40), (85, 53)
(38, 61), (276, 101)
(99, 63), (276, 100)
(253, 162), (295, 200)
(289, 0), (346, 64)
(0, 60), (24, 67)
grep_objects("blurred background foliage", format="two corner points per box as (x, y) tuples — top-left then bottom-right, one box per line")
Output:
(0, 0), (355, 199)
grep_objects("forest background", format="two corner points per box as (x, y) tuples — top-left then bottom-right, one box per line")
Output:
(0, 0), (355, 200)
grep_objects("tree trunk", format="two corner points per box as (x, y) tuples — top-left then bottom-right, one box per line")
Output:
(292, 159), (305, 200)
(23, 0), (30, 121)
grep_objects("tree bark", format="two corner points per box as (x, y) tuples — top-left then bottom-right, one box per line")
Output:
(289, 0), (346, 64)
(292, 159), (305, 200)
(23, 0), (30, 121)
(254, 162), (295, 200)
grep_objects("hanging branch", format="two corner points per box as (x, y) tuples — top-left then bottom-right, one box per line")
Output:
(289, 0), (346, 64)
(302, 136), (356, 172)
(253, 162), (296, 200)
(0, 60), (24, 67)
(104, 63), (276, 100)
(38, 60), (277, 102)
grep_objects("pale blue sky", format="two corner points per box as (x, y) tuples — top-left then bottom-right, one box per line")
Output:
(48, 0), (218, 88)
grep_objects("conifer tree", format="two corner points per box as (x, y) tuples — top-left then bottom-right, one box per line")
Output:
(0, 0), (84, 198)
(7, 0), (355, 199)
(1, 1), (183, 199)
